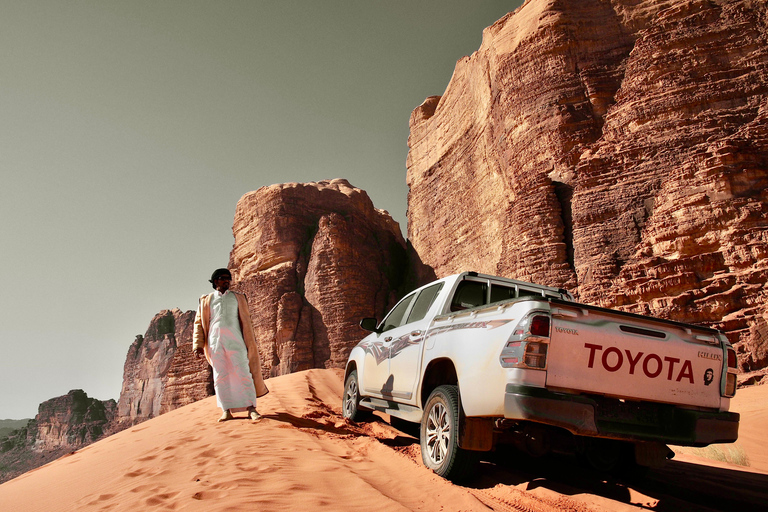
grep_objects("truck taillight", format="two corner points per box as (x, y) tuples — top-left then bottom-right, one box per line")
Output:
(524, 342), (548, 368)
(530, 315), (550, 337)
(724, 347), (737, 397)
(501, 312), (550, 369)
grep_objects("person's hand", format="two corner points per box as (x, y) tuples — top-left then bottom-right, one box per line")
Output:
(194, 347), (204, 359)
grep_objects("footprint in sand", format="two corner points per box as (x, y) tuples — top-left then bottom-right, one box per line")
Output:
(143, 490), (180, 506)
(191, 490), (226, 500)
(198, 448), (218, 458)
(85, 493), (115, 505)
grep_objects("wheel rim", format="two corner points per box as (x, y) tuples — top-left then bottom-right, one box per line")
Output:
(425, 402), (450, 465)
(344, 379), (358, 418)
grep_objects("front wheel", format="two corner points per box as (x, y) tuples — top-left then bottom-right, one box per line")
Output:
(342, 370), (370, 422)
(420, 385), (477, 481)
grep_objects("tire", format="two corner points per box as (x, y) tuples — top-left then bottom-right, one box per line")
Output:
(342, 370), (370, 422)
(420, 385), (478, 481)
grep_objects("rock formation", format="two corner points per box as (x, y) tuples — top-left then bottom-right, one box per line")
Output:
(32, 390), (116, 452)
(406, 0), (768, 373)
(0, 390), (116, 483)
(228, 179), (409, 377)
(116, 308), (211, 425)
(159, 342), (216, 414)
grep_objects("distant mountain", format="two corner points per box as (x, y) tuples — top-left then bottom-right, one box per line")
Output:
(0, 420), (31, 440)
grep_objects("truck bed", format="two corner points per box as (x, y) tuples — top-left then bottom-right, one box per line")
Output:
(545, 298), (727, 410)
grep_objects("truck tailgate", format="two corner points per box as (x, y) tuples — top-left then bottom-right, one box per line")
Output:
(545, 302), (725, 409)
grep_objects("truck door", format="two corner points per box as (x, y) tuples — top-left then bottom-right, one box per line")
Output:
(387, 282), (444, 403)
(362, 291), (417, 397)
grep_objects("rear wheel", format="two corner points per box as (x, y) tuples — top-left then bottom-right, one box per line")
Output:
(420, 385), (477, 481)
(342, 370), (370, 422)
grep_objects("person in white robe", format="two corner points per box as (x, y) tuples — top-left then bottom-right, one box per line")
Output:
(193, 268), (269, 421)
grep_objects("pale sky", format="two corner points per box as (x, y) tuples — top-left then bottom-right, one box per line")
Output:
(0, 1), (523, 419)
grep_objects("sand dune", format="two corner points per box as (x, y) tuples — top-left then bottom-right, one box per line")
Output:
(1, 369), (766, 512)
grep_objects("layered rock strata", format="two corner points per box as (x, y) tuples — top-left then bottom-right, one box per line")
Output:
(32, 390), (116, 452)
(229, 179), (408, 377)
(117, 308), (211, 425)
(0, 390), (116, 483)
(160, 343), (215, 414)
(406, 0), (768, 371)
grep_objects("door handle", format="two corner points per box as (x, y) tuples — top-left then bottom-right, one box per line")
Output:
(411, 330), (422, 337)
(384, 336), (393, 342)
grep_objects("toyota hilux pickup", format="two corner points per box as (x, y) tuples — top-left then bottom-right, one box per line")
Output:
(342, 272), (739, 481)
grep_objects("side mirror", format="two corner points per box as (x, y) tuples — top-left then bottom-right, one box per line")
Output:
(359, 318), (381, 333)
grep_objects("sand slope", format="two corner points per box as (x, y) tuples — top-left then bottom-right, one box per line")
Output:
(730, 382), (768, 472)
(0, 369), (489, 512)
(1, 369), (766, 512)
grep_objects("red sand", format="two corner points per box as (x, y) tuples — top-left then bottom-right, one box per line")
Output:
(1, 369), (766, 511)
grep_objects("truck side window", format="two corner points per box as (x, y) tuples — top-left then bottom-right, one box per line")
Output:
(451, 281), (488, 311)
(407, 283), (444, 324)
(381, 293), (416, 332)
(490, 284), (515, 304)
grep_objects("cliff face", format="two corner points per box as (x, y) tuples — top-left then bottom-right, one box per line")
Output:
(0, 390), (116, 483)
(229, 179), (408, 377)
(160, 343), (215, 414)
(116, 308), (211, 425)
(406, 0), (768, 372)
(32, 390), (116, 452)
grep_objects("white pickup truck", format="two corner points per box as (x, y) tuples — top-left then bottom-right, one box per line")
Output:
(342, 272), (739, 481)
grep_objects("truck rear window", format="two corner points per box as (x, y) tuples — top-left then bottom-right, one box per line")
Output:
(490, 284), (515, 303)
(451, 281), (488, 311)
(518, 288), (541, 298)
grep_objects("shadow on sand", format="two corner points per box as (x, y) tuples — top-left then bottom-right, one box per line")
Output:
(468, 448), (768, 512)
(382, 416), (768, 512)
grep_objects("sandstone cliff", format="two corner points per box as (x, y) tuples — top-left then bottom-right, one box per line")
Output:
(0, 390), (115, 483)
(32, 390), (116, 452)
(160, 342), (215, 415)
(406, 0), (768, 373)
(229, 179), (408, 377)
(116, 308), (211, 425)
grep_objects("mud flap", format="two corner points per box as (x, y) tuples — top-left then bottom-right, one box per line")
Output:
(458, 415), (495, 451)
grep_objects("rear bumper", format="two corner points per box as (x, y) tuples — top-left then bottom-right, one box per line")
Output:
(504, 384), (739, 446)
